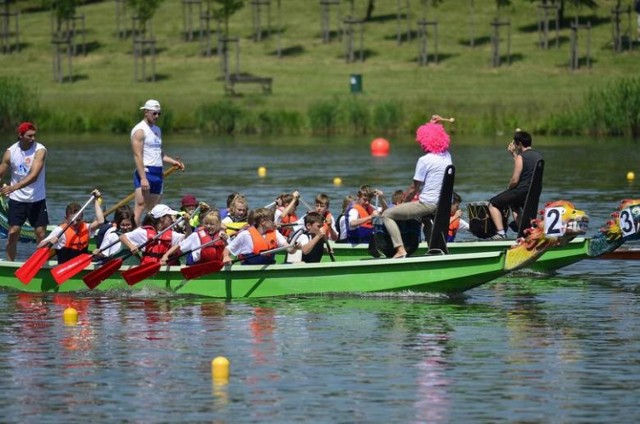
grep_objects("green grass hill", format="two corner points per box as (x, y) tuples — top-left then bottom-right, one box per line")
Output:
(0, 0), (638, 136)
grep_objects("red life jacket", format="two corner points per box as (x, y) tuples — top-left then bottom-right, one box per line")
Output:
(56, 222), (90, 264)
(196, 228), (225, 263)
(142, 226), (174, 265)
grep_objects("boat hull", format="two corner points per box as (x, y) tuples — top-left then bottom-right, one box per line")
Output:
(0, 251), (508, 298)
(327, 237), (590, 273)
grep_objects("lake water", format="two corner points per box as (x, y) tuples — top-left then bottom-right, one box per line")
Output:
(1, 134), (640, 422)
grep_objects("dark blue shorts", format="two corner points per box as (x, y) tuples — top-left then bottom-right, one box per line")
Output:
(133, 166), (163, 195)
(8, 199), (49, 228)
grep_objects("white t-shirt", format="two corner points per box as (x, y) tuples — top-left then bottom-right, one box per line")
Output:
(99, 227), (122, 256)
(8, 141), (46, 202)
(413, 151), (453, 204)
(131, 120), (162, 167)
(227, 229), (288, 257)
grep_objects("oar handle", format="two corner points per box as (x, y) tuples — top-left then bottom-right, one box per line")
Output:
(299, 196), (314, 212)
(104, 165), (180, 216)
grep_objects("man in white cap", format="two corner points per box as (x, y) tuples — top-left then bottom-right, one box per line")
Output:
(131, 99), (185, 226)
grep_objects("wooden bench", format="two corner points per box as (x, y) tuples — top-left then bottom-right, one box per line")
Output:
(225, 75), (273, 95)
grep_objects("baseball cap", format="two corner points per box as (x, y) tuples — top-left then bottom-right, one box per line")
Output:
(150, 204), (180, 219)
(140, 99), (161, 111)
(17, 122), (36, 136)
(181, 194), (198, 207)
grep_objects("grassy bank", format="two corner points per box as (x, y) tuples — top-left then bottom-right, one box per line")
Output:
(0, 0), (638, 136)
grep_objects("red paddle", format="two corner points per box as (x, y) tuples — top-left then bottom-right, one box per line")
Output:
(51, 237), (122, 285)
(122, 235), (222, 286)
(82, 212), (188, 290)
(180, 244), (292, 281)
(15, 194), (97, 285)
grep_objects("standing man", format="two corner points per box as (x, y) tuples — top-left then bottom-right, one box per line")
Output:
(0, 122), (48, 261)
(488, 130), (543, 240)
(131, 99), (185, 225)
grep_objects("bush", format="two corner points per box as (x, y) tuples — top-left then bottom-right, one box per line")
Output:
(0, 77), (40, 132)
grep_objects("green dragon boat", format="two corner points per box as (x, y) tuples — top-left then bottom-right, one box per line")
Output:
(0, 250), (510, 298)
(325, 237), (591, 273)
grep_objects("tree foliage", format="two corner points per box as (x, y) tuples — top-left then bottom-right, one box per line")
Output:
(208, 0), (244, 36)
(128, 0), (164, 30)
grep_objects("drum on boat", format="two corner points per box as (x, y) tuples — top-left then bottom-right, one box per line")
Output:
(468, 201), (497, 239)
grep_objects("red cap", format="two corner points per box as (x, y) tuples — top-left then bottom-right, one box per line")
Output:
(181, 194), (198, 207)
(17, 122), (36, 136)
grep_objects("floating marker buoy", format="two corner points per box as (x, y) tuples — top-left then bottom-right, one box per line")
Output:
(627, 171), (635, 181)
(370, 138), (390, 157)
(212, 356), (230, 380)
(258, 166), (267, 178)
(63, 307), (78, 325)
(333, 177), (342, 186)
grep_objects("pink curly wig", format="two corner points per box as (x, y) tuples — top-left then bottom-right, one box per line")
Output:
(415, 122), (450, 154)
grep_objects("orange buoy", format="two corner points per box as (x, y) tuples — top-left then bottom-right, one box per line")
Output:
(371, 138), (390, 157)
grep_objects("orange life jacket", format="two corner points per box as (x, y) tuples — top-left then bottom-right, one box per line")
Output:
(447, 216), (461, 242)
(246, 226), (277, 265)
(56, 222), (90, 264)
(279, 212), (298, 238)
(322, 211), (335, 235)
(352, 204), (373, 229)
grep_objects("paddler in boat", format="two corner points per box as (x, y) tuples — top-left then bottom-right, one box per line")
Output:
(222, 194), (249, 235)
(447, 192), (469, 242)
(37, 189), (105, 264)
(275, 190), (301, 239)
(314, 193), (339, 241)
(286, 212), (329, 263)
(346, 185), (385, 244)
(119, 204), (185, 265)
(94, 205), (137, 264)
(380, 115), (453, 258)
(335, 194), (355, 243)
(487, 130), (543, 240)
(160, 210), (228, 266)
(222, 207), (293, 265)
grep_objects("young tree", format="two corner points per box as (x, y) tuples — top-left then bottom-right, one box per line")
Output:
(210, 0), (244, 36)
(128, 0), (164, 35)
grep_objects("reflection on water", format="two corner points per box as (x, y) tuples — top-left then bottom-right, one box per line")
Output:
(1, 135), (640, 421)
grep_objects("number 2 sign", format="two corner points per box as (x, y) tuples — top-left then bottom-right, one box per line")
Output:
(544, 207), (565, 237)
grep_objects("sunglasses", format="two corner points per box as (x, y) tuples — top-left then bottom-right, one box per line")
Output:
(148, 110), (161, 117)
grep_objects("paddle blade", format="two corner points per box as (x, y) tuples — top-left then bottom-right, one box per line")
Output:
(15, 247), (52, 285)
(180, 260), (224, 281)
(51, 254), (93, 285)
(121, 262), (161, 286)
(82, 258), (123, 290)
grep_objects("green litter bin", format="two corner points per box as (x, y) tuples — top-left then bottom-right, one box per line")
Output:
(350, 74), (362, 93)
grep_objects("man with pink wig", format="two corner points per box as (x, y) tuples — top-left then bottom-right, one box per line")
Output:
(381, 115), (453, 258)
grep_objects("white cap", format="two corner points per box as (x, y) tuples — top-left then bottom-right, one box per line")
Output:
(140, 99), (161, 111)
(150, 204), (179, 219)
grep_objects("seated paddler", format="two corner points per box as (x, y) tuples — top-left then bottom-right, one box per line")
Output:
(222, 207), (292, 265)
(38, 189), (105, 264)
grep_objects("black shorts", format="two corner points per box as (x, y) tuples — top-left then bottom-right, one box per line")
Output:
(8, 199), (49, 228)
(490, 189), (527, 211)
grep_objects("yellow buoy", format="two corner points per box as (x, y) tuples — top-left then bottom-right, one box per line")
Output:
(333, 177), (342, 186)
(258, 166), (267, 177)
(627, 171), (635, 181)
(211, 356), (230, 380)
(63, 307), (78, 325)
